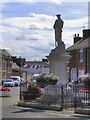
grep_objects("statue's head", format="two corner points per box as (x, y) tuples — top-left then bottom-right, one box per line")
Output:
(56, 14), (61, 19)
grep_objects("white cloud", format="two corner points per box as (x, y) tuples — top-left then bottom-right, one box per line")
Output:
(1, 13), (88, 60)
(2, 13), (88, 30)
(2, 13), (55, 29)
(1, 0), (62, 4)
(64, 17), (88, 28)
(0, 3), (4, 8)
(1, 0), (89, 4)
(63, 0), (89, 2)
(1, 14), (55, 60)
(0, 25), (21, 33)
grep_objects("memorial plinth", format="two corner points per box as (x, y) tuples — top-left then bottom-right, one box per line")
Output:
(47, 41), (71, 85)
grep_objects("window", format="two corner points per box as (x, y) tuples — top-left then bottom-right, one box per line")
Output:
(67, 60), (69, 64)
(71, 68), (77, 81)
(79, 49), (83, 62)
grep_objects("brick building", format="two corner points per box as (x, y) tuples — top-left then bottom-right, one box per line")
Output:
(0, 49), (12, 84)
(11, 56), (28, 82)
(66, 29), (90, 82)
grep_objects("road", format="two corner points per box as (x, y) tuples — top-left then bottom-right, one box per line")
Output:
(0, 86), (90, 119)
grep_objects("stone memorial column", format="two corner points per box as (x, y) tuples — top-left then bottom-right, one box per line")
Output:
(46, 14), (71, 85)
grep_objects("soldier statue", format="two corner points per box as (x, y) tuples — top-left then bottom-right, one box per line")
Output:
(53, 14), (64, 47)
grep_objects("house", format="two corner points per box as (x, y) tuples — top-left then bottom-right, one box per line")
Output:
(11, 57), (49, 82)
(11, 56), (26, 67)
(0, 49), (12, 84)
(66, 29), (90, 82)
(11, 56), (28, 82)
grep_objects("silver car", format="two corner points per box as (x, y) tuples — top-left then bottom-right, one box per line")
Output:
(3, 79), (15, 87)
(10, 77), (20, 86)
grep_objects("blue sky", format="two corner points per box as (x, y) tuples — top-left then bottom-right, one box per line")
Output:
(2, 2), (88, 19)
(0, 1), (89, 60)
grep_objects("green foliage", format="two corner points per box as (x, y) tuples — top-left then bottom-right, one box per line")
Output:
(78, 73), (90, 88)
(35, 73), (59, 86)
(23, 83), (44, 101)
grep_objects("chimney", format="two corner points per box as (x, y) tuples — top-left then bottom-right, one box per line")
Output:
(83, 29), (90, 39)
(73, 34), (82, 44)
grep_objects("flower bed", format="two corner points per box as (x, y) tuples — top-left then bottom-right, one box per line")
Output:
(0, 87), (10, 91)
(79, 89), (90, 93)
(78, 73), (90, 88)
(78, 89), (90, 100)
(0, 87), (10, 97)
(23, 83), (44, 101)
(35, 73), (59, 88)
(77, 74), (90, 100)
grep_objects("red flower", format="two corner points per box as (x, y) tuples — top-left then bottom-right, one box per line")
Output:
(28, 84), (30, 87)
(79, 89), (83, 92)
(87, 90), (90, 92)
(79, 89), (90, 93)
(84, 90), (86, 92)
(0, 87), (10, 91)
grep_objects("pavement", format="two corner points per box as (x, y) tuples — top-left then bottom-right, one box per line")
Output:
(0, 96), (90, 119)
(0, 86), (90, 119)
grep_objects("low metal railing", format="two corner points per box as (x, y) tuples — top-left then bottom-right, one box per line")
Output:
(19, 83), (90, 110)
(74, 84), (90, 109)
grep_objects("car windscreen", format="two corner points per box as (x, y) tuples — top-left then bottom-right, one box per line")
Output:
(10, 78), (19, 81)
(5, 80), (13, 82)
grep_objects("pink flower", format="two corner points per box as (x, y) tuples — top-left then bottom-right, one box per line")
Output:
(51, 73), (53, 75)
(88, 73), (90, 76)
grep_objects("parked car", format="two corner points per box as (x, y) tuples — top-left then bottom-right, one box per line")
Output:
(3, 79), (15, 87)
(10, 76), (20, 86)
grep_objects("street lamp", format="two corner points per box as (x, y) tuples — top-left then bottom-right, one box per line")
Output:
(18, 56), (23, 100)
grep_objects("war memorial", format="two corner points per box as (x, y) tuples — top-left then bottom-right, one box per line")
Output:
(18, 14), (90, 114)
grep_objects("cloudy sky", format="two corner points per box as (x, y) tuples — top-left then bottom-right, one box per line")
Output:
(0, 0), (89, 61)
